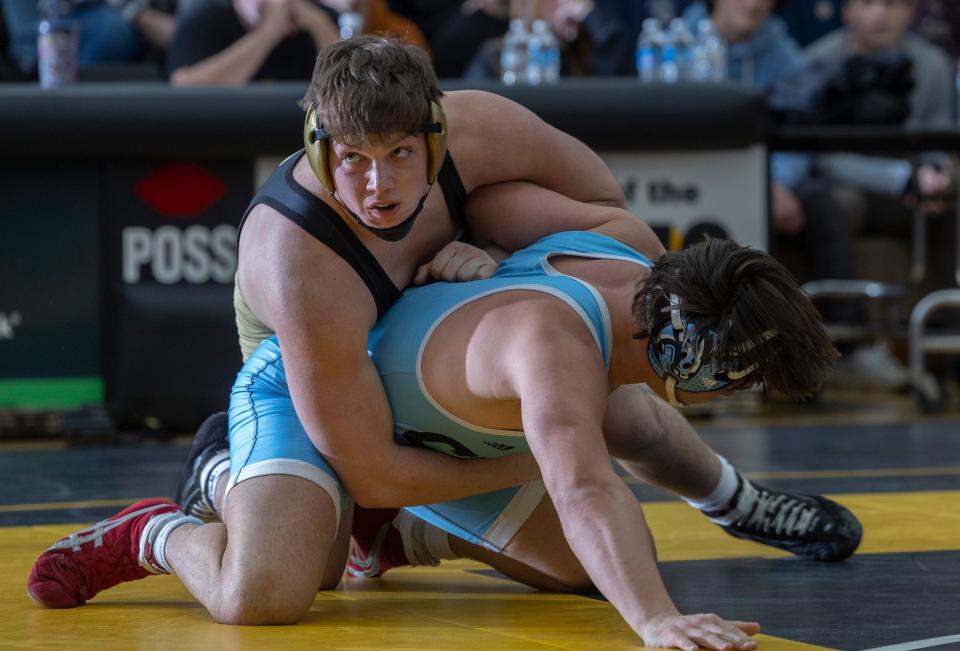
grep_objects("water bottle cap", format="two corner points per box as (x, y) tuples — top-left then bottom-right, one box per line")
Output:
(338, 12), (364, 30)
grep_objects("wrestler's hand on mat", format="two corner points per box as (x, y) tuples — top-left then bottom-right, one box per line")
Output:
(414, 241), (498, 285)
(639, 612), (760, 651)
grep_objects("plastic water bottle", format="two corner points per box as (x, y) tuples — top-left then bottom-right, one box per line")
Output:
(338, 12), (364, 40)
(669, 18), (695, 81)
(658, 21), (679, 83)
(698, 18), (727, 82)
(526, 19), (560, 84)
(36, 0), (78, 89)
(636, 18), (660, 84)
(500, 18), (528, 86)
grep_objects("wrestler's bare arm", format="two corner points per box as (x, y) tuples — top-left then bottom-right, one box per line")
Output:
(240, 215), (539, 508)
(464, 181), (666, 259)
(500, 305), (759, 650)
(445, 90), (625, 209)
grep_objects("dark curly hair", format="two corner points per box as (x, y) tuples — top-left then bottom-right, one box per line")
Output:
(633, 238), (838, 399)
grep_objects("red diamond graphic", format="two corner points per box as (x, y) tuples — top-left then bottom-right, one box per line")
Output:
(134, 163), (227, 219)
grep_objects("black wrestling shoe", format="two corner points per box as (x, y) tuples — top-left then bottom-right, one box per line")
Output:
(171, 412), (229, 523)
(705, 478), (862, 562)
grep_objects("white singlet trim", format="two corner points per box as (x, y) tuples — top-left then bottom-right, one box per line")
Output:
(481, 480), (548, 551)
(541, 248), (654, 362)
(225, 458), (342, 528)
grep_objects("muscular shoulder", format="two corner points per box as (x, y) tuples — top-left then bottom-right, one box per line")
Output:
(443, 89), (525, 119)
(493, 293), (608, 408)
(238, 204), (377, 337)
(442, 90), (561, 188)
(494, 292), (602, 362)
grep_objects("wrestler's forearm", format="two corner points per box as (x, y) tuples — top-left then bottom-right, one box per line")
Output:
(550, 478), (679, 639)
(341, 447), (540, 509)
(464, 182), (662, 256)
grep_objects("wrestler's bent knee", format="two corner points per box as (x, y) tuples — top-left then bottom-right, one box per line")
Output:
(216, 571), (315, 625)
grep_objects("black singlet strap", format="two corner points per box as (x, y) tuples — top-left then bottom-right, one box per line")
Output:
(238, 151), (401, 318)
(436, 152), (471, 241)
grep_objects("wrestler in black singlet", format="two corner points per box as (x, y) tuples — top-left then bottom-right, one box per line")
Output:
(237, 149), (469, 317)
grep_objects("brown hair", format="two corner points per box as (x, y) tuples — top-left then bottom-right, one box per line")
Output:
(633, 238), (838, 399)
(299, 36), (442, 148)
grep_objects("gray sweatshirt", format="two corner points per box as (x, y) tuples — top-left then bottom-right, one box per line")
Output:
(804, 29), (954, 194)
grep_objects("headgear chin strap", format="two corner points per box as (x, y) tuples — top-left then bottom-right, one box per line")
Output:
(344, 189), (431, 242)
(646, 293), (776, 407)
(302, 102), (447, 242)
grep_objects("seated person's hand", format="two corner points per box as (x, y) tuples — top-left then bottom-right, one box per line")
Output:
(414, 241), (499, 285)
(254, 0), (298, 42)
(915, 163), (954, 216)
(552, 0), (594, 42)
(291, 0), (337, 34)
(770, 182), (806, 237)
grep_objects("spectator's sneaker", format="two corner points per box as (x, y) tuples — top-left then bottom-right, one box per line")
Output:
(27, 499), (185, 608)
(705, 479), (862, 562)
(172, 411), (229, 522)
(347, 507), (410, 578)
(828, 342), (910, 390)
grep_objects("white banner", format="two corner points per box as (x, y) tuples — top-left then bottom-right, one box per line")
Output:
(601, 145), (768, 251)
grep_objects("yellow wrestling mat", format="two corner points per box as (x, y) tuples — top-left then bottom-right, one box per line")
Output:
(4, 491), (957, 650)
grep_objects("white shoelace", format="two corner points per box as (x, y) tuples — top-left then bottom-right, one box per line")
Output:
(743, 490), (819, 537)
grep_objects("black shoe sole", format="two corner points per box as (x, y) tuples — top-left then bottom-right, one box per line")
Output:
(171, 411), (229, 509)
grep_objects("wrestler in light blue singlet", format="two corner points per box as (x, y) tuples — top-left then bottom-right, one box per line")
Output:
(367, 231), (653, 550)
(227, 231), (652, 549)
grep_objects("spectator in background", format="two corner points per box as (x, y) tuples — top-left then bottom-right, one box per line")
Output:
(799, 0), (955, 386)
(682, 0), (851, 292)
(597, 0), (695, 43)
(388, 0), (510, 78)
(911, 0), (960, 60)
(463, 0), (634, 79)
(167, 0), (338, 85)
(167, 0), (426, 85)
(1, 0), (174, 76)
(775, 0), (842, 46)
(683, 0), (799, 87)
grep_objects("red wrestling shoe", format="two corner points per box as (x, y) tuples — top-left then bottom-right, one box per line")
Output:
(347, 506), (410, 578)
(27, 498), (185, 608)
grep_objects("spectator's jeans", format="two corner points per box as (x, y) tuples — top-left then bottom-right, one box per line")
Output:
(2, 1), (140, 72)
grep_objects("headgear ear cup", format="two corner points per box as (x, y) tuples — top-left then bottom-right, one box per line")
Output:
(303, 102), (448, 195)
(425, 100), (447, 185)
(303, 107), (336, 194)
